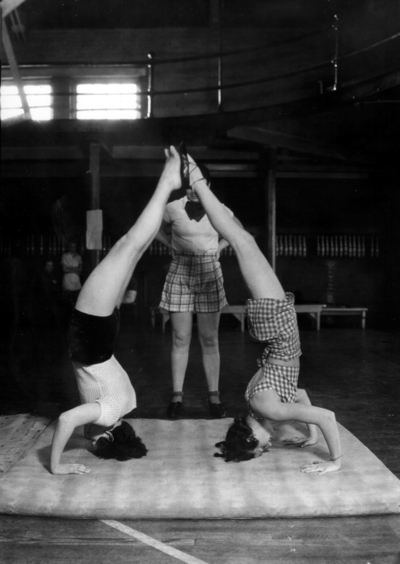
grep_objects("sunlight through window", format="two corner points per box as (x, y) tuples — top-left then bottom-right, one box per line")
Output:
(76, 83), (140, 119)
(0, 84), (53, 121)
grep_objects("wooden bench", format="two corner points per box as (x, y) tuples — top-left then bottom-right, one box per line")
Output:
(321, 307), (368, 329)
(294, 304), (326, 331)
(150, 304), (326, 332)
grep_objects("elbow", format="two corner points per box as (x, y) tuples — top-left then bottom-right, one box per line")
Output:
(57, 411), (75, 433)
(321, 408), (336, 426)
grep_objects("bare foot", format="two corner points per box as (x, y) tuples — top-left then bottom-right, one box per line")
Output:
(51, 463), (91, 475)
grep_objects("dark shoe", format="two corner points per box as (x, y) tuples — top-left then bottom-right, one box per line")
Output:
(167, 401), (183, 419)
(208, 400), (227, 418)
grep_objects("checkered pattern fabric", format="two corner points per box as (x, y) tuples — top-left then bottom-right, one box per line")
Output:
(246, 292), (301, 361)
(245, 363), (300, 417)
(159, 252), (227, 313)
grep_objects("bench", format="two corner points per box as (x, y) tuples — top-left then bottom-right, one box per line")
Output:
(321, 307), (368, 329)
(150, 303), (326, 333)
(294, 304), (326, 331)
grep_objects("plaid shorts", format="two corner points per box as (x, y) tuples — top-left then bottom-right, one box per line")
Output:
(246, 292), (301, 361)
(160, 252), (227, 313)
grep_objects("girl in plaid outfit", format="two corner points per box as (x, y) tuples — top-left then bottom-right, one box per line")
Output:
(186, 153), (342, 476)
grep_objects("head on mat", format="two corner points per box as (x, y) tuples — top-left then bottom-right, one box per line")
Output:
(92, 421), (148, 461)
(215, 415), (272, 462)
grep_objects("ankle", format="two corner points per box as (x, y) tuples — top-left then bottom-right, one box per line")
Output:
(208, 391), (221, 404)
(171, 392), (183, 403)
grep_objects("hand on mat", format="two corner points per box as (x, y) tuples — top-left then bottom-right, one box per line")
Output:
(52, 463), (91, 475)
(300, 460), (340, 475)
(282, 436), (318, 448)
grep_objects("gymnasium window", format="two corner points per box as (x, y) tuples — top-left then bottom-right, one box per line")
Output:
(75, 82), (141, 120)
(0, 83), (53, 121)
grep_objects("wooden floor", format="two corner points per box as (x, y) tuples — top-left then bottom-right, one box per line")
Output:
(1, 311), (400, 564)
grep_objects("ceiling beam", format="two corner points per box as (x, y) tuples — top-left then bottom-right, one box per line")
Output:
(227, 125), (346, 159)
(1, 145), (260, 161)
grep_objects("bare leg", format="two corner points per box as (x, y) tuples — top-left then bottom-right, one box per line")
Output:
(282, 388), (319, 447)
(187, 156), (285, 301)
(77, 147), (182, 316)
(170, 312), (193, 399)
(197, 312), (221, 403)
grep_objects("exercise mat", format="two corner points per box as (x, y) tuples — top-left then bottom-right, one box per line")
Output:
(1, 418), (399, 519)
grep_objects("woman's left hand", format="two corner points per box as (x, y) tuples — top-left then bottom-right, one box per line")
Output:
(283, 436), (318, 448)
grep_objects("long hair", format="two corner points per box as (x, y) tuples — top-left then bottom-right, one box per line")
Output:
(93, 421), (148, 461)
(214, 416), (259, 463)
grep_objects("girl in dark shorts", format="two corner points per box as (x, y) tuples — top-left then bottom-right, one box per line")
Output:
(50, 146), (182, 475)
(186, 153), (342, 476)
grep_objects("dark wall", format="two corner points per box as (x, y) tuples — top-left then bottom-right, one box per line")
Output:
(2, 170), (394, 328)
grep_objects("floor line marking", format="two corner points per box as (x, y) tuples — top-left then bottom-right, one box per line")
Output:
(101, 519), (211, 564)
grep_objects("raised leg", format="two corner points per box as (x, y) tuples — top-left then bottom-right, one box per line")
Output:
(187, 155), (285, 301)
(77, 147), (181, 317)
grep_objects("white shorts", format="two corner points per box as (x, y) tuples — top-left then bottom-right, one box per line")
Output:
(72, 355), (137, 428)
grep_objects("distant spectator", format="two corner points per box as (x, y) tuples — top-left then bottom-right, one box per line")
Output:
(61, 242), (82, 309)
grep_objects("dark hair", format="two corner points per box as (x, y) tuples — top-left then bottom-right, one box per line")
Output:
(194, 162), (211, 186)
(214, 416), (259, 462)
(93, 421), (148, 461)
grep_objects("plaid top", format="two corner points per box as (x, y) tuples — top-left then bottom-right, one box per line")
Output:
(246, 292), (301, 362)
(245, 363), (299, 411)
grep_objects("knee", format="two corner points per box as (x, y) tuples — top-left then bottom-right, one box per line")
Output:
(319, 407), (336, 425)
(172, 330), (191, 349)
(296, 388), (308, 402)
(238, 230), (256, 248)
(198, 332), (219, 350)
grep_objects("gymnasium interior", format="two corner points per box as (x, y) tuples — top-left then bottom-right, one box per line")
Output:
(1, 1), (400, 563)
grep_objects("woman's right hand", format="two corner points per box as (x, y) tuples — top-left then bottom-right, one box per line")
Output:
(300, 460), (341, 475)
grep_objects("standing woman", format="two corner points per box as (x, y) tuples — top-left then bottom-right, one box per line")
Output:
(156, 158), (243, 419)
(50, 147), (181, 475)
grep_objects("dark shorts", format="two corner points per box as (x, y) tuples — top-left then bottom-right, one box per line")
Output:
(68, 308), (120, 365)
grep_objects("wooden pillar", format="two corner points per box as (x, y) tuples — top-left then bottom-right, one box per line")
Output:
(263, 149), (277, 271)
(52, 77), (71, 120)
(88, 142), (101, 271)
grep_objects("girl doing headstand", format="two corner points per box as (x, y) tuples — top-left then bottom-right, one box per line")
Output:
(50, 147), (181, 475)
(186, 153), (342, 475)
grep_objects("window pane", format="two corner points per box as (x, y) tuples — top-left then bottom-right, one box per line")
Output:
(76, 82), (140, 120)
(1, 84), (53, 121)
